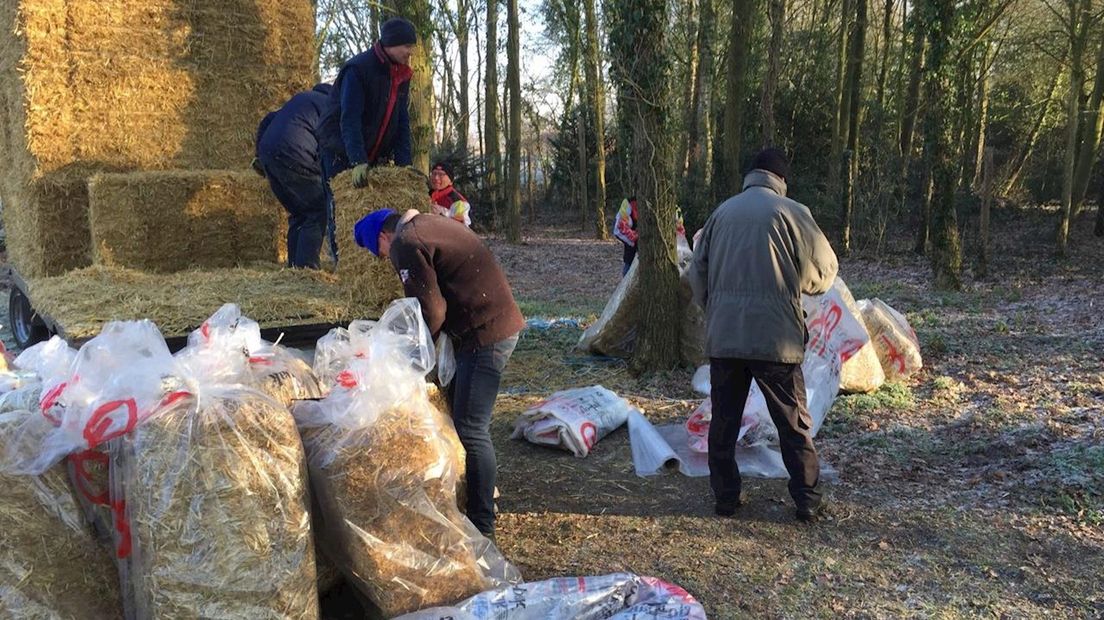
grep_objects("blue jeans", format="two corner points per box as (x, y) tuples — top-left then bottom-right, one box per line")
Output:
(262, 156), (327, 269)
(320, 151), (349, 264)
(447, 334), (519, 535)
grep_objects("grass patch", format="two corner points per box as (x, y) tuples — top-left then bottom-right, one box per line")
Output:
(518, 299), (603, 320)
(835, 382), (915, 416)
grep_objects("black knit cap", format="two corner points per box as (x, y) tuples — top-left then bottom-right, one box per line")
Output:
(379, 18), (417, 47)
(750, 147), (791, 181)
(431, 161), (454, 180)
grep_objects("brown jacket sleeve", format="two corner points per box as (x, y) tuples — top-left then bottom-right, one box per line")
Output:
(389, 240), (447, 338)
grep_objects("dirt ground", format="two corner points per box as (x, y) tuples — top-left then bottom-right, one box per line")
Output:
(1, 206), (1100, 617)
(486, 206), (1103, 618)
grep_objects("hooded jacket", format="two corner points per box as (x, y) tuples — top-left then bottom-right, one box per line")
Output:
(256, 83), (332, 176)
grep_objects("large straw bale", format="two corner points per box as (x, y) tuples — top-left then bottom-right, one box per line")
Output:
(0, 0), (314, 276)
(0, 173), (93, 277)
(117, 389), (318, 619)
(299, 390), (509, 618)
(88, 170), (287, 272)
(330, 167), (431, 309)
(25, 265), (394, 340)
(0, 413), (123, 620)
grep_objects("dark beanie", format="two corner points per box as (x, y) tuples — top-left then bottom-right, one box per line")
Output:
(380, 18), (417, 47)
(750, 147), (791, 181)
(431, 161), (454, 180)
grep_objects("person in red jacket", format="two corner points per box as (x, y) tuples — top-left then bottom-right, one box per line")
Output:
(353, 207), (525, 540)
(428, 161), (472, 227)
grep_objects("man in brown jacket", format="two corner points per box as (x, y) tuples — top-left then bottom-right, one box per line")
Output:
(354, 207), (525, 538)
(689, 148), (838, 523)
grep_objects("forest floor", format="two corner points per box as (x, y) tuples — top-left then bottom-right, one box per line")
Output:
(0, 205), (1099, 618)
(485, 205), (1104, 618)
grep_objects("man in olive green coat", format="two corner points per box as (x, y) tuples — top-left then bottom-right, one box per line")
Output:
(689, 147), (838, 523)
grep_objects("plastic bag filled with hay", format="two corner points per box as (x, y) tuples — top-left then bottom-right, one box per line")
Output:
(52, 320), (322, 619)
(188, 303), (323, 407)
(312, 319), (376, 388)
(858, 298), (923, 381)
(833, 279), (885, 393)
(578, 235), (703, 364)
(511, 386), (635, 457)
(293, 298), (520, 617)
(0, 343), (123, 619)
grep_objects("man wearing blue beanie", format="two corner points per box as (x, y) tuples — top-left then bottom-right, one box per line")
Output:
(355, 207), (524, 541)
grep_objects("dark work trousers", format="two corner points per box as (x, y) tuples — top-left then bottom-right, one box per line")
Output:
(708, 358), (822, 511)
(446, 334), (519, 535)
(319, 151), (349, 264)
(621, 242), (637, 276)
(262, 156), (327, 269)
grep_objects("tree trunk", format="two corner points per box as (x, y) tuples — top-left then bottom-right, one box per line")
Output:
(393, 0), (434, 173)
(679, 0), (700, 177)
(970, 47), (991, 190)
(610, 0), (681, 372)
(686, 0), (714, 189)
(457, 0), (471, 153)
(829, 0), (854, 190)
(840, 0), (866, 255)
(977, 147), (993, 277)
(527, 147), (536, 222)
(1058, 0), (1091, 256)
(576, 117), (589, 230)
(506, 0), (522, 242)
(915, 160), (932, 254)
(485, 0), (501, 229)
(760, 0), (785, 146)
(1003, 65), (1063, 195)
(876, 0), (894, 111)
(897, 7), (925, 206)
(583, 0), (609, 239)
(923, 0), (962, 289)
(1072, 36), (1104, 214)
(723, 0), (756, 196)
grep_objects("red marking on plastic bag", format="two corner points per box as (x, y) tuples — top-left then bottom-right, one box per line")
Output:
(337, 370), (358, 388)
(878, 335), (907, 373)
(70, 450), (110, 505)
(39, 382), (68, 425)
(580, 422), (598, 449)
(807, 303), (843, 356)
(248, 356), (274, 366)
(83, 398), (138, 447)
(159, 391), (191, 409)
(112, 499), (132, 559)
(200, 321), (211, 341)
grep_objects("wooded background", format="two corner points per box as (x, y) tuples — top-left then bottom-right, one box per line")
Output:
(315, 0), (1104, 367)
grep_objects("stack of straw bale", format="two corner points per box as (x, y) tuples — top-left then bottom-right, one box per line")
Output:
(0, 412), (123, 619)
(117, 390), (318, 618)
(0, 0), (314, 277)
(330, 167), (432, 308)
(25, 265), (390, 340)
(89, 171), (287, 272)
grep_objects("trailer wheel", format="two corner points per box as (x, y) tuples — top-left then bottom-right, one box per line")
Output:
(8, 287), (48, 349)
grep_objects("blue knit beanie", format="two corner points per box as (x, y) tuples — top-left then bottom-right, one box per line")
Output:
(354, 209), (395, 256)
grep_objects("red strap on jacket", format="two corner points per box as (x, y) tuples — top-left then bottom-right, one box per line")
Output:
(368, 44), (414, 163)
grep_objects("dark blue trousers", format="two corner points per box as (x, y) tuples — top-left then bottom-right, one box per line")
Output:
(262, 156), (327, 269)
(447, 334), (519, 535)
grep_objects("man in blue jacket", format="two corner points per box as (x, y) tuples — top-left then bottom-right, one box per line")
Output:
(317, 17), (417, 261)
(254, 83), (333, 269)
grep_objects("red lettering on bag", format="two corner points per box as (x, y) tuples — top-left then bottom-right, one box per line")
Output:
(69, 450), (110, 506)
(807, 303), (843, 356)
(580, 422), (598, 449)
(112, 499), (132, 559)
(83, 398), (138, 447)
(337, 371), (358, 389)
(39, 382), (67, 425)
(879, 335), (907, 373)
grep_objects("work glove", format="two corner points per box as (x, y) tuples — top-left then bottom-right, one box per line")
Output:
(250, 157), (265, 178)
(352, 163), (370, 188)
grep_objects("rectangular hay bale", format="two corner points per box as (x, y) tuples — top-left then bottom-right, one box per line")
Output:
(0, 0), (315, 276)
(89, 170), (287, 272)
(330, 167), (432, 311)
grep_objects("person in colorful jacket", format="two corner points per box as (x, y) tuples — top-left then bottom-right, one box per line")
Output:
(429, 161), (472, 227)
(613, 197), (687, 275)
